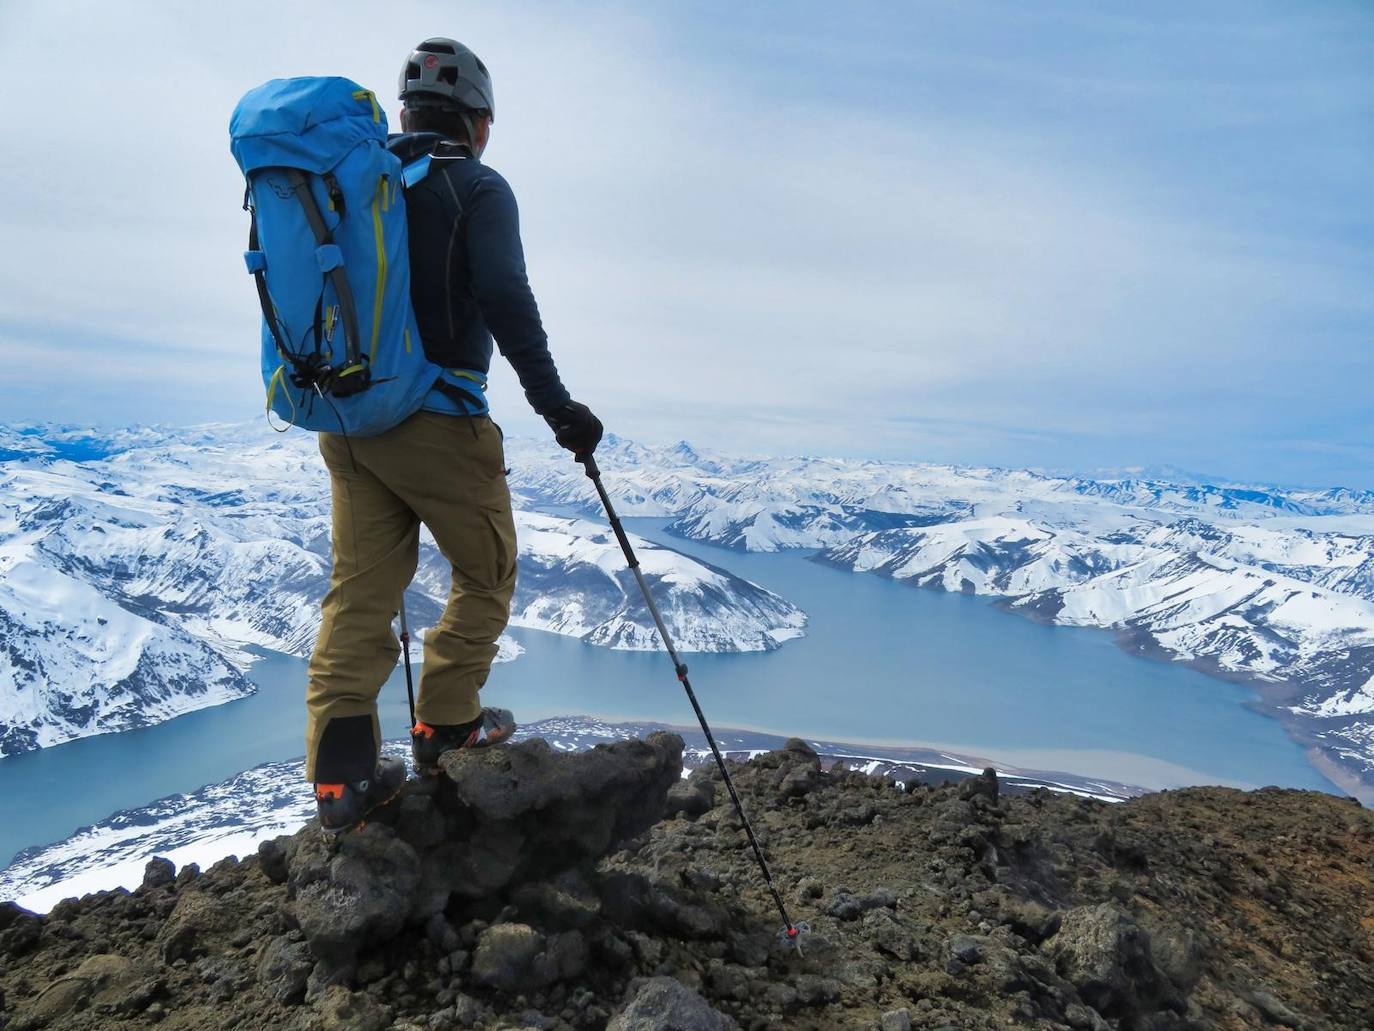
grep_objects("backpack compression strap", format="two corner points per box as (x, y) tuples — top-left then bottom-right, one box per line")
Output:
(287, 169), (366, 380)
(244, 171), (371, 400)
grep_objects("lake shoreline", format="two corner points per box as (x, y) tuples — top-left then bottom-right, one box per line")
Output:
(0, 520), (1345, 867)
(797, 549), (1370, 805)
(1, 713), (1152, 909)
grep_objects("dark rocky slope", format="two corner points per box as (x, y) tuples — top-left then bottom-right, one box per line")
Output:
(2, 734), (1372, 1030)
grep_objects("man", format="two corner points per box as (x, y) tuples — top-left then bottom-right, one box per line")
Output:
(307, 37), (603, 834)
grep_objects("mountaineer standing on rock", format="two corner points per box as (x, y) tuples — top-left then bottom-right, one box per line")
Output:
(304, 38), (604, 832)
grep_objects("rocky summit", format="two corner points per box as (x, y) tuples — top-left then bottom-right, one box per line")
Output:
(2, 734), (1372, 1030)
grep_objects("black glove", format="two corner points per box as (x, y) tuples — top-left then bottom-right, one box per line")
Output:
(544, 400), (603, 456)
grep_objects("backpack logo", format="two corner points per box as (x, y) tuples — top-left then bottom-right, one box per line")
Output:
(263, 174), (298, 201)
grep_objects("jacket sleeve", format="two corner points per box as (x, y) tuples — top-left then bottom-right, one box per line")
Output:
(464, 169), (571, 415)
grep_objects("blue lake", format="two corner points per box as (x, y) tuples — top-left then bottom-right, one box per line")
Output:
(0, 517), (1339, 868)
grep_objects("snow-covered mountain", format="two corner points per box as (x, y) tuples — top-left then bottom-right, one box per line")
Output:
(820, 515), (1374, 690)
(0, 425), (804, 756)
(505, 435), (969, 551)
(0, 716), (1140, 913)
(505, 435), (1374, 796)
(817, 516), (1374, 793)
(5, 421), (1373, 795)
(499, 511), (802, 651)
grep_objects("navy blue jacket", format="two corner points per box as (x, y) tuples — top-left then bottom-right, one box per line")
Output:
(387, 132), (570, 415)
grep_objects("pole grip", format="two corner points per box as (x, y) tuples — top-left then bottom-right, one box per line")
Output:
(578, 452), (601, 479)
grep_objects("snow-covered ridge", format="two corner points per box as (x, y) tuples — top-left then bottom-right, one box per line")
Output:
(0, 424), (804, 757)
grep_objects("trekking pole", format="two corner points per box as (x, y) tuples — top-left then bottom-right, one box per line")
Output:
(577, 452), (806, 947)
(398, 599), (417, 730)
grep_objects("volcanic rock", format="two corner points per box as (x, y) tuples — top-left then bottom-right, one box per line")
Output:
(607, 976), (738, 1030)
(2, 736), (1373, 1030)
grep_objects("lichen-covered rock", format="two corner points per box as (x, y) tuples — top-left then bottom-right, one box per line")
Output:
(1138, 914), (1207, 993)
(470, 922), (546, 992)
(666, 768), (717, 819)
(289, 823), (421, 970)
(1048, 903), (1182, 1022)
(511, 870), (602, 930)
(607, 976), (739, 1031)
(311, 984), (392, 1031)
(15, 953), (139, 1026)
(158, 890), (231, 964)
(257, 934), (313, 1005)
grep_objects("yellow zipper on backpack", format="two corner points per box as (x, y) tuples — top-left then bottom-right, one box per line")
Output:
(351, 89), (380, 123)
(369, 175), (387, 363)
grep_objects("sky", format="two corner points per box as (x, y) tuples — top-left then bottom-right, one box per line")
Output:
(0, 1), (1371, 487)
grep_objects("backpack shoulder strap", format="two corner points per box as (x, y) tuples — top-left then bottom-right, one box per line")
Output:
(401, 155), (432, 189)
(245, 207), (292, 359)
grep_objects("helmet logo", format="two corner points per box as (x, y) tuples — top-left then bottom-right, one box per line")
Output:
(423, 54), (439, 69)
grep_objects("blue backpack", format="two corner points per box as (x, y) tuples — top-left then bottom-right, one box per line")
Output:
(229, 76), (487, 436)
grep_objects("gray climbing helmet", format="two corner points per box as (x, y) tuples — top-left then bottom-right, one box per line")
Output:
(398, 38), (495, 120)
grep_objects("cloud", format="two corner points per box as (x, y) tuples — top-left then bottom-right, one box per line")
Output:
(1, 1), (1370, 487)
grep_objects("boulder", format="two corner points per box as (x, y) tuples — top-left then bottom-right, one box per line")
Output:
(958, 768), (1000, 804)
(257, 933), (313, 1005)
(257, 836), (291, 885)
(0, 902), (41, 957)
(1048, 903), (1182, 1021)
(289, 823), (421, 969)
(470, 923), (547, 992)
(947, 933), (988, 967)
(283, 733), (683, 976)
(158, 891), (232, 964)
(437, 733), (684, 868)
(608, 976), (740, 1030)
(141, 856), (176, 890)
(311, 984), (392, 1031)
(666, 769), (717, 819)
(16, 953), (143, 1025)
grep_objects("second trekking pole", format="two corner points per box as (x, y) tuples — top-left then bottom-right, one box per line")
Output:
(398, 599), (417, 730)
(576, 451), (804, 946)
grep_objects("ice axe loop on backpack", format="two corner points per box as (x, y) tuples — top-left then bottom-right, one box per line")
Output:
(574, 449), (809, 951)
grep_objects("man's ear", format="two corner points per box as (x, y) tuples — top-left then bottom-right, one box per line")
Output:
(399, 107), (410, 132)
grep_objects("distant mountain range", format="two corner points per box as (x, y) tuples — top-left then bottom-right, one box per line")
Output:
(0, 715), (1141, 913)
(0, 425), (804, 756)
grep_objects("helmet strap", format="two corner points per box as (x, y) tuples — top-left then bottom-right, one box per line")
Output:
(459, 111), (485, 158)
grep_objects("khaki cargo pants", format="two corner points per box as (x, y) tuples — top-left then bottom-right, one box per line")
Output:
(304, 411), (517, 783)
